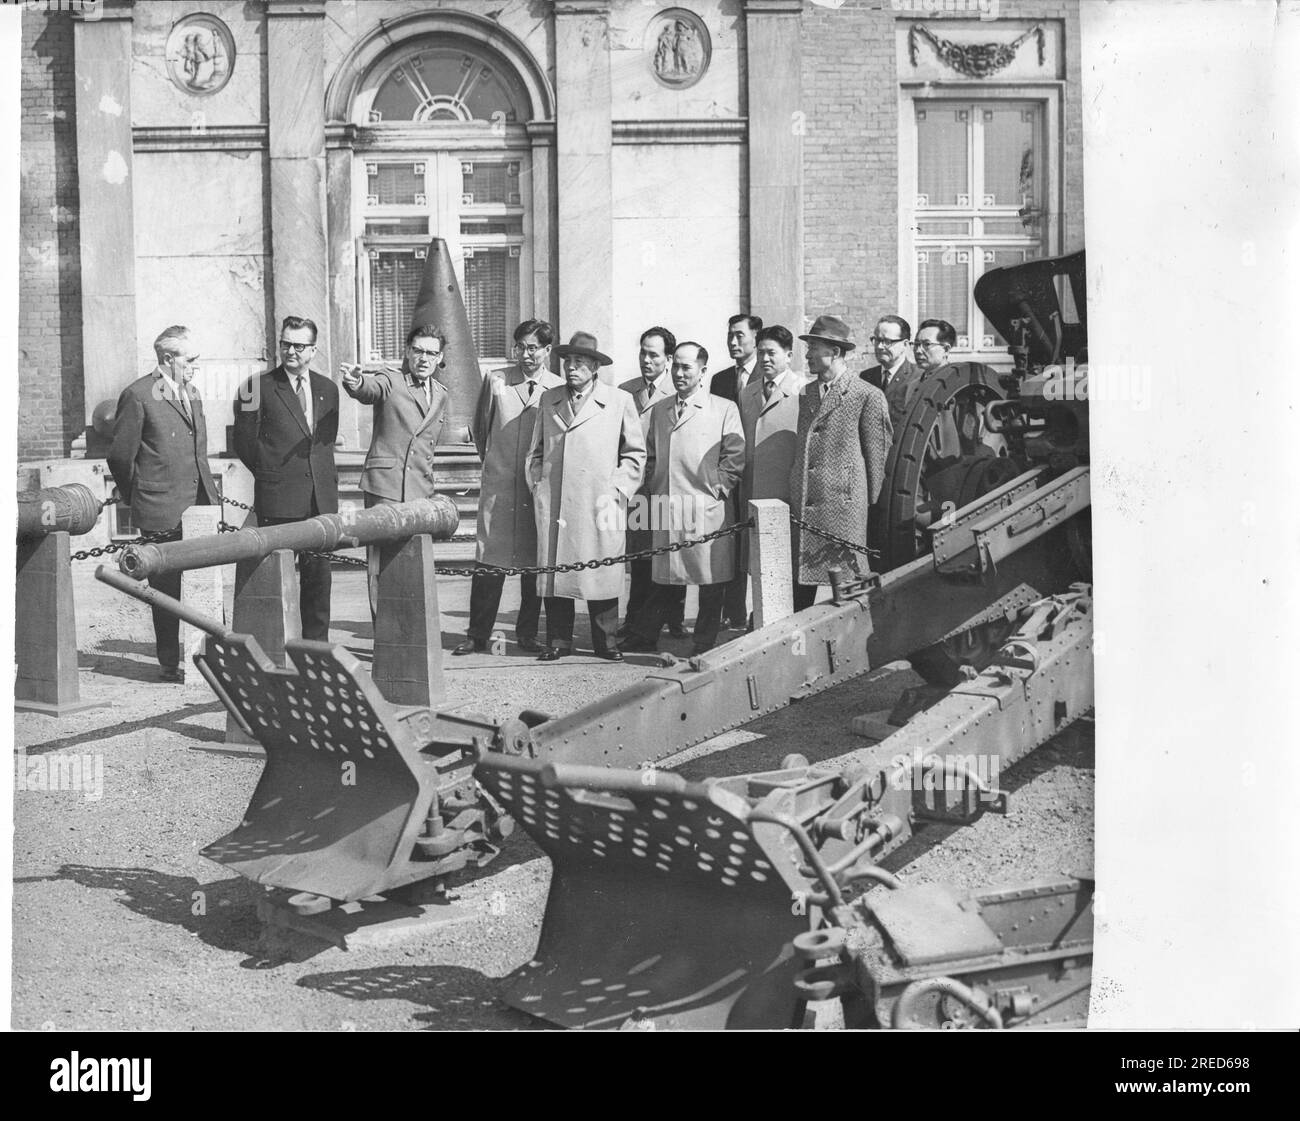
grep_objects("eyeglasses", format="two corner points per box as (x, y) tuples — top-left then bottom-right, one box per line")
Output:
(514, 343), (546, 355)
(408, 346), (442, 358)
(869, 335), (906, 346)
(915, 338), (948, 350)
(279, 340), (315, 353)
(170, 354), (200, 364)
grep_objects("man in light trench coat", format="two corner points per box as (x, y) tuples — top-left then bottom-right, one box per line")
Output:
(528, 332), (647, 661)
(623, 341), (745, 656)
(456, 318), (564, 655)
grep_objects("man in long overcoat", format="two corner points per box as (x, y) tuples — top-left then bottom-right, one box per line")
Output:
(618, 325), (684, 638)
(737, 324), (801, 577)
(457, 318), (563, 654)
(789, 315), (892, 610)
(624, 341), (745, 656)
(341, 322), (450, 615)
(528, 332), (646, 661)
(108, 324), (217, 682)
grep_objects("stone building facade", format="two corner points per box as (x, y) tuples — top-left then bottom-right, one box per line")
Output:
(18, 0), (1085, 461)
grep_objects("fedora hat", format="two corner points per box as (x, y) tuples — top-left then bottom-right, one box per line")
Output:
(799, 315), (856, 352)
(554, 331), (613, 366)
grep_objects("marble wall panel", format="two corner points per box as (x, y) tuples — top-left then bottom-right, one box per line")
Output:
(133, 149), (267, 258)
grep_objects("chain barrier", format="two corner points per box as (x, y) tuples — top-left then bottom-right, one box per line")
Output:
(70, 527), (180, 562)
(433, 519), (755, 579)
(789, 514), (880, 562)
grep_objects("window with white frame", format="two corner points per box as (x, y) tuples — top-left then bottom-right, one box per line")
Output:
(362, 154), (526, 365)
(911, 99), (1055, 356)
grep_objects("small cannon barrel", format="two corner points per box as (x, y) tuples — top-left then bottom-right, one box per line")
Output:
(118, 494), (460, 579)
(17, 484), (105, 541)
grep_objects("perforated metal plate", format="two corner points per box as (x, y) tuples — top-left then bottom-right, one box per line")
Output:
(479, 759), (811, 1030)
(199, 635), (436, 902)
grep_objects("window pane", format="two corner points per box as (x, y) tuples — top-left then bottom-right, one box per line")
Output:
(371, 48), (526, 124)
(460, 216), (524, 237)
(982, 104), (1040, 209)
(916, 107), (969, 207)
(368, 252), (425, 361)
(365, 217), (429, 236)
(461, 162), (520, 205)
(981, 217), (1033, 237)
(917, 249), (970, 337)
(463, 248), (520, 358)
(368, 163), (423, 206)
(917, 218), (972, 236)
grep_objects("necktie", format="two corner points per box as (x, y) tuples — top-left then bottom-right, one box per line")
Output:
(296, 376), (310, 426)
(423, 380), (431, 408)
(676, 399), (687, 420)
(763, 380), (775, 402)
(526, 380), (536, 400)
(179, 386), (192, 420)
(820, 382), (829, 399)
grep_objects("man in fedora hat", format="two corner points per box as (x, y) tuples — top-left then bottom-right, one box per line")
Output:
(789, 315), (892, 610)
(528, 331), (646, 661)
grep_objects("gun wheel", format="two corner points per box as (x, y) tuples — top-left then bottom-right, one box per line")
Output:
(877, 364), (1018, 685)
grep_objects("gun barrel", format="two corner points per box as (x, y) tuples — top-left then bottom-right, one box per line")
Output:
(16, 484), (104, 541)
(117, 494), (460, 579)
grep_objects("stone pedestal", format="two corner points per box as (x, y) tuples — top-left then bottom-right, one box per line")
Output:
(748, 499), (794, 629)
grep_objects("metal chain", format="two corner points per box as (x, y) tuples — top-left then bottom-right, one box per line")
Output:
(70, 527), (180, 562)
(435, 519), (755, 579)
(789, 514), (879, 561)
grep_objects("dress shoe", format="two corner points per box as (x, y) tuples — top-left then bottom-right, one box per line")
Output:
(452, 639), (487, 656)
(620, 636), (658, 653)
(516, 637), (543, 653)
(595, 650), (625, 663)
(665, 622), (687, 638)
(159, 666), (186, 684)
(538, 646), (571, 661)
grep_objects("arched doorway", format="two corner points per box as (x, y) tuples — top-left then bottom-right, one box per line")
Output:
(326, 13), (555, 436)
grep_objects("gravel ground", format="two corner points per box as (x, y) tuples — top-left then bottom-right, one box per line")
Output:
(12, 564), (1093, 1031)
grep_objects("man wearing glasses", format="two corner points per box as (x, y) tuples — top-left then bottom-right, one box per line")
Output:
(108, 325), (218, 682)
(457, 318), (564, 655)
(860, 315), (925, 428)
(913, 318), (958, 377)
(341, 323), (450, 615)
(233, 315), (340, 641)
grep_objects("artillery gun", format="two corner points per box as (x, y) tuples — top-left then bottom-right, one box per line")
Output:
(97, 249), (1093, 1028)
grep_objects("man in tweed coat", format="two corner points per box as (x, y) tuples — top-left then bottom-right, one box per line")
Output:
(789, 315), (892, 610)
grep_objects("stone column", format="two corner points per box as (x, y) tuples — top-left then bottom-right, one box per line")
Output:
(267, 0), (330, 376)
(554, 1), (612, 349)
(748, 499), (795, 629)
(526, 122), (558, 330)
(72, 0), (138, 454)
(744, 0), (804, 334)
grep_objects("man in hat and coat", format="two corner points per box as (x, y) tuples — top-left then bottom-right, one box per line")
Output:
(528, 332), (646, 661)
(457, 318), (564, 654)
(789, 315), (892, 610)
(341, 322), (450, 616)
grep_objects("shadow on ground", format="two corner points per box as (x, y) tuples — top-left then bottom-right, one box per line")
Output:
(20, 702), (228, 755)
(298, 964), (550, 1030)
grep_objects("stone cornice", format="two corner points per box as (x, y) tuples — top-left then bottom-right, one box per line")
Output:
(553, 0), (611, 16)
(134, 125), (268, 152)
(613, 118), (747, 145)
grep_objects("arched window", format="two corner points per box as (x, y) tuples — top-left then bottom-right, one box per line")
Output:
(367, 44), (529, 124)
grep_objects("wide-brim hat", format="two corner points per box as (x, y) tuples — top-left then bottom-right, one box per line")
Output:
(799, 315), (856, 352)
(554, 331), (613, 366)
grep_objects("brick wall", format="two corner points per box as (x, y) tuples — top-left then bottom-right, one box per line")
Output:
(19, 10), (83, 461)
(800, 0), (1086, 346)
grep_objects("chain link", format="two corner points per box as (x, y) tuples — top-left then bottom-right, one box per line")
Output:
(70, 527), (180, 562)
(789, 514), (879, 561)
(435, 519), (755, 579)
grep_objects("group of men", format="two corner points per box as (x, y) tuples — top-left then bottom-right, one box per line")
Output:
(109, 306), (961, 677)
(454, 309), (960, 661)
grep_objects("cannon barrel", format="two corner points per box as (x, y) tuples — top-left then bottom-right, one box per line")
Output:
(17, 484), (105, 541)
(118, 494), (460, 579)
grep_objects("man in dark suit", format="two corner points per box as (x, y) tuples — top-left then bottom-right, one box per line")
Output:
(860, 314), (925, 428)
(108, 325), (218, 682)
(341, 322), (449, 616)
(233, 315), (340, 641)
(709, 313), (762, 627)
